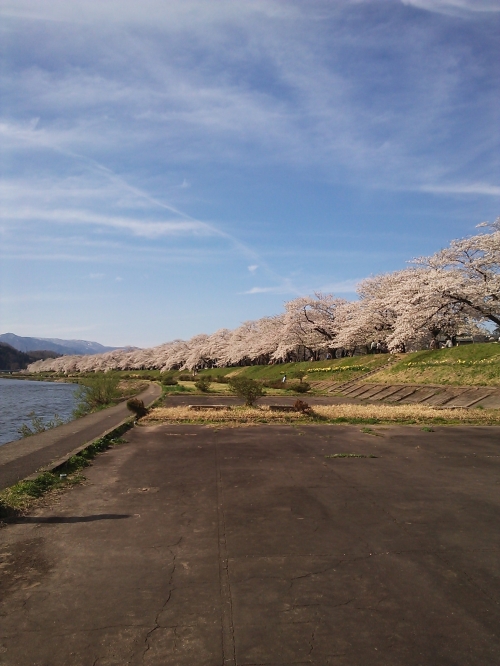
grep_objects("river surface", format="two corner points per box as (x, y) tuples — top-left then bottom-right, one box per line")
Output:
(0, 378), (79, 446)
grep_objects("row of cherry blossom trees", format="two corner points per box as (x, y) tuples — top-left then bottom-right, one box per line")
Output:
(28, 218), (500, 374)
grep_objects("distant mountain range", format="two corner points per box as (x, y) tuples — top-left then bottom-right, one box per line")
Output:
(0, 333), (125, 356)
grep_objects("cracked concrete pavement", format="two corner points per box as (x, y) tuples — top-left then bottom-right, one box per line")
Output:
(1, 423), (499, 665)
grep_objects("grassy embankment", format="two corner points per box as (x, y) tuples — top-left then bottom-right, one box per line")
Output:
(369, 343), (500, 387)
(196, 354), (390, 384)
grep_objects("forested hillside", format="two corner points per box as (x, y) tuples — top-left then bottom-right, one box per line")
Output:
(0, 343), (61, 372)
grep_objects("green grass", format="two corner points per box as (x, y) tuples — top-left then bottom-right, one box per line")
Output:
(370, 342), (500, 387)
(195, 355), (391, 384)
(325, 453), (378, 459)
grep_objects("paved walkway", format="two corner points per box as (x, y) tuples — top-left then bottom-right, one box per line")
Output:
(1, 423), (499, 664)
(0, 383), (161, 491)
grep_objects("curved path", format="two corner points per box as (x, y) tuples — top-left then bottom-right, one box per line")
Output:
(0, 383), (161, 491)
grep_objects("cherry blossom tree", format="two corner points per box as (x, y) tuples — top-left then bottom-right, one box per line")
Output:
(27, 217), (499, 373)
(414, 217), (500, 327)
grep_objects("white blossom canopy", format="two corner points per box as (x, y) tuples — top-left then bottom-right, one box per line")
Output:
(27, 220), (499, 373)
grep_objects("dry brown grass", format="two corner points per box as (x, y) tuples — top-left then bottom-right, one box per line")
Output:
(314, 403), (499, 424)
(117, 379), (149, 398)
(142, 405), (306, 425)
(142, 404), (500, 426)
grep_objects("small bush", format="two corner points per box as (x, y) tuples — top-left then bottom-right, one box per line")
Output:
(73, 374), (120, 417)
(212, 374), (230, 384)
(262, 380), (286, 389)
(228, 377), (264, 406)
(195, 376), (211, 392)
(126, 398), (148, 418)
(18, 412), (65, 438)
(178, 374), (193, 381)
(291, 370), (308, 383)
(291, 382), (311, 393)
(293, 399), (313, 415)
(161, 374), (178, 386)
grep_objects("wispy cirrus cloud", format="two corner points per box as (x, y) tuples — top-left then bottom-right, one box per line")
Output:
(2, 2), (497, 190)
(401, 0), (500, 16)
(5, 207), (213, 238)
(1, 0), (499, 345)
(420, 183), (500, 196)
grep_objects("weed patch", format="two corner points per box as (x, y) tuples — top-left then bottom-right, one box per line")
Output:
(18, 412), (66, 438)
(360, 427), (384, 436)
(325, 453), (378, 459)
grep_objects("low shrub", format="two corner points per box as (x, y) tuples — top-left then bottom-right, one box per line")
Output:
(212, 374), (230, 383)
(126, 398), (148, 418)
(291, 382), (311, 393)
(262, 380), (286, 389)
(195, 376), (211, 392)
(293, 399), (313, 415)
(291, 370), (308, 383)
(73, 374), (120, 417)
(18, 412), (65, 438)
(161, 374), (178, 386)
(228, 377), (264, 406)
(178, 374), (193, 381)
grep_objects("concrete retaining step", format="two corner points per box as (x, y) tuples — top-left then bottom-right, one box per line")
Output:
(336, 382), (500, 409)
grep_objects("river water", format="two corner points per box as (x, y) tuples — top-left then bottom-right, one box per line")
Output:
(0, 378), (79, 446)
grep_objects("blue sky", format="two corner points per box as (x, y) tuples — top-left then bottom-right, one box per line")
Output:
(1, 0), (499, 347)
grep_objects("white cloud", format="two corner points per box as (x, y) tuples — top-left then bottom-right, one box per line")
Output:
(243, 281), (297, 295)
(248, 264), (258, 272)
(4, 207), (214, 238)
(420, 183), (500, 196)
(0, 0), (298, 25)
(401, 0), (500, 16)
(1, 2), (498, 193)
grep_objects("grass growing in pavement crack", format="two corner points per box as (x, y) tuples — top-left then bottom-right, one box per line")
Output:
(325, 453), (378, 459)
(360, 427), (384, 436)
(0, 422), (132, 523)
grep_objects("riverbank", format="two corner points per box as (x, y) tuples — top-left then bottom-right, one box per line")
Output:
(0, 382), (161, 492)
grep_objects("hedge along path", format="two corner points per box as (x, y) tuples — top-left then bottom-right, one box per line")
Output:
(142, 403), (500, 426)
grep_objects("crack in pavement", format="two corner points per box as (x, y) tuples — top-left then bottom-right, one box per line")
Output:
(142, 552), (177, 661)
(216, 439), (237, 666)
